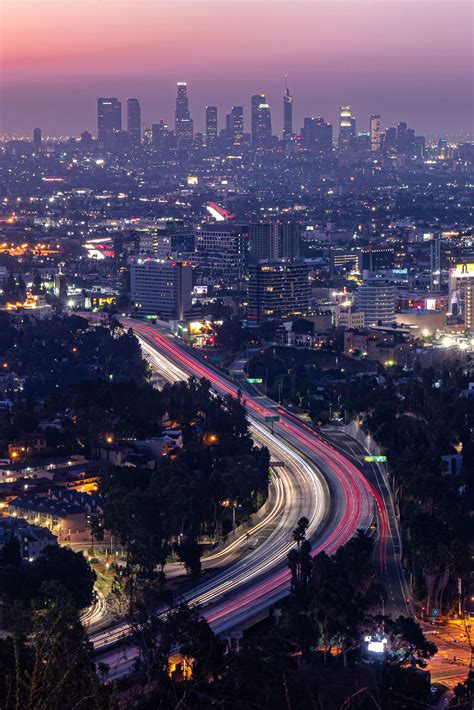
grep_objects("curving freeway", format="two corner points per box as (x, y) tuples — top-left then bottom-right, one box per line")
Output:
(90, 318), (401, 676)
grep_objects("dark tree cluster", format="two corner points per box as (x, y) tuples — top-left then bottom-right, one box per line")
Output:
(101, 379), (269, 609)
(342, 364), (473, 615)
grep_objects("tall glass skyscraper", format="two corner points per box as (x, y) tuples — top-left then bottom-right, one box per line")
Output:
(175, 82), (193, 147)
(283, 77), (293, 141)
(231, 106), (244, 147)
(205, 106), (218, 147)
(338, 105), (356, 151)
(97, 98), (122, 150)
(370, 114), (381, 152)
(251, 93), (266, 147)
(127, 98), (141, 147)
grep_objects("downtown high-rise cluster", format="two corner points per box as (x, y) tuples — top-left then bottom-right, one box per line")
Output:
(96, 81), (425, 158)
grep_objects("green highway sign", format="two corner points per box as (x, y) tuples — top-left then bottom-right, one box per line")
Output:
(364, 455), (387, 463)
(265, 415), (280, 423)
(247, 378), (263, 384)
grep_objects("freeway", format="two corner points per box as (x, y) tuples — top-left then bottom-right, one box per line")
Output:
(90, 318), (394, 675)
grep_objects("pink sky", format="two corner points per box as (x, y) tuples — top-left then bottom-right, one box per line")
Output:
(1, 0), (473, 136)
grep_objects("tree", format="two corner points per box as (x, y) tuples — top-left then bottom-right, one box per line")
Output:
(177, 537), (202, 579)
(288, 517), (312, 592)
(215, 317), (248, 355)
(0, 601), (107, 710)
(386, 615), (437, 667)
(30, 545), (96, 610)
(0, 537), (22, 567)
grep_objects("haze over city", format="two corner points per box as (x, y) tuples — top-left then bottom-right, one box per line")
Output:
(1, 0), (473, 136)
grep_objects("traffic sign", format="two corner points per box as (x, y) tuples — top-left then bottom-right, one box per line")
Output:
(247, 378), (263, 384)
(432, 608), (440, 616)
(265, 415), (280, 423)
(364, 455), (387, 463)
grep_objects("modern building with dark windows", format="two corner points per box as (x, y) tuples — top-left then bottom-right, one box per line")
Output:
(130, 259), (193, 321)
(247, 261), (310, 323)
(251, 93), (266, 147)
(175, 81), (193, 147)
(195, 222), (248, 279)
(230, 106), (244, 147)
(97, 97), (122, 150)
(206, 106), (218, 147)
(127, 97), (141, 147)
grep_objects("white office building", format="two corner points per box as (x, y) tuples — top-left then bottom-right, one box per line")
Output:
(130, 259), (193, 320)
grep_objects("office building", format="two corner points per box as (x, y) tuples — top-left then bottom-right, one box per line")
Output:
(33, 128), (42, 153)
(370, 114), (381, 152)
(255, 103), (272, 149)
(302, 117), (333, 153)
(175, 82), (193, 147)
(206, 106), (218, 147)
(247, 261), (310, 323)
(151, 121), (175, 153)
(97, 98), (122, 150)
(397, 121), (407, 151)
(251, 93), (266, 147)
(279, 221), (301, 260)
(249, 223), (279, 262)
(131, 259), (193, 320)
(384, 126), (397, 150)
(356, 278), (396, 325)
(449, 263), (474, 329)
(249, 221), (301, 262)
(283, 78), (293, 141)
(338, 105), (356, 151)
(231, 106), (244, 147)
(80, 130), (93, 150)
(195, 222), (248, 278)
(127, 98), (141, 147)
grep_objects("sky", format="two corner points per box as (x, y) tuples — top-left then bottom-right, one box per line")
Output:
(1, 0), (473, 138)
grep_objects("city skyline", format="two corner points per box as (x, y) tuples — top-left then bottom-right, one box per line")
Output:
(1, 0), (473, 137)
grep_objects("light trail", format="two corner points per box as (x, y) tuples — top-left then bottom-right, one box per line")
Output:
(90, 318), (392, 674)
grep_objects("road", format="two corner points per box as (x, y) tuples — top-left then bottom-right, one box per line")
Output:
(89, 318), (394, 678)
(318, 425), (410, 618)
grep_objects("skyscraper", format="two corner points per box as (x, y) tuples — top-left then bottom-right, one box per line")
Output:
(97, 98), (122, 150)
(255, 103), (272, 149)
(127, 98), (141, 147)
(283, 77), (293, 141)
(231, 106), (244, 147)
(247, 262), (310, 323)
(249, 221), (301, 262)
(249, 223), (279, 262)
(397, 121), (407, 152)
(33, 128), (42, 153)
(251, 93), (266, 147)
(302, 117), (333, 153)
(175, 82), (193, 148)
(131, 260), (193, 320)
(369, 114), (381, 152)
(338, 105), (355, 151)
(205, 106), (218, 148)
